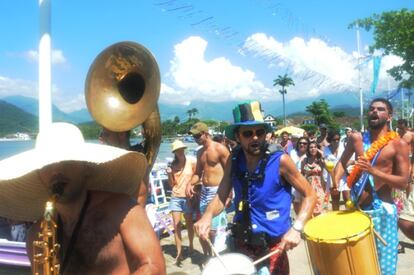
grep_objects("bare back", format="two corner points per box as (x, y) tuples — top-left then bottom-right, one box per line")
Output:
(27, 191), (165, 275)
(196, 141), (230, 187)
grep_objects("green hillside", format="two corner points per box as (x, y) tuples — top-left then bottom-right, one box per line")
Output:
(0, 100), (38, 136)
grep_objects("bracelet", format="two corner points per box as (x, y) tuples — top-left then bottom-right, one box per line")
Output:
(292, 220), (304, 233)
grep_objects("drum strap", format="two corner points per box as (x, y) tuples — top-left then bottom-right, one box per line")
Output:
(351, 149), (382, 206)
(231, 143), (283, 230)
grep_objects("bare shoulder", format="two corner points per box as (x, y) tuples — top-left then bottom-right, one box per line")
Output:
(402, 131), (414, 143)
(350, 131), (363, 143)
(91, 191), (136, 213)
(280, 153), (296, 170)
(215, 141), (230, 156)
(393, 135), (409, 151)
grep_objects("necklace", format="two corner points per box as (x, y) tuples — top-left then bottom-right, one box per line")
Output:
(347, 131), (399, 188)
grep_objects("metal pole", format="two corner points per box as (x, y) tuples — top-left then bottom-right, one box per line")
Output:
(401, 87), (405, 119)
(39, 0), (52, 132)
(356, 26), (364, 131)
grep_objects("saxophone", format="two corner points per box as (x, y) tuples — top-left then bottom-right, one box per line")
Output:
(32, 197), (60, 275)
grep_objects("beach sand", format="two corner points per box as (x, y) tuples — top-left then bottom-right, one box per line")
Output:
(161, 219), (414, 275)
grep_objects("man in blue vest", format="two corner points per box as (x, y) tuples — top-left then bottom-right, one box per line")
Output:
(194, 101), (316, 274)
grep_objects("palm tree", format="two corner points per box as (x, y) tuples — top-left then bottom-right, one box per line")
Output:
(273, 73), (295, 126)
(186, 109), (192, 120)
(191, 108), (198, 118)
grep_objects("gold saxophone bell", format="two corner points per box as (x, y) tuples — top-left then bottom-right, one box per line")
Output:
(85, 41), (162, 168)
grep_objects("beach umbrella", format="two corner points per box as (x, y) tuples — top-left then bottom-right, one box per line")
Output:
(274, 126), (305, 137)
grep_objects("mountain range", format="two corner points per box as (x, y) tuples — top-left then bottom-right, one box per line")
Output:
(0, 93), (361, 135)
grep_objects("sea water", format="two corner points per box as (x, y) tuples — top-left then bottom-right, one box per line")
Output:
(0, 140), (199, 162)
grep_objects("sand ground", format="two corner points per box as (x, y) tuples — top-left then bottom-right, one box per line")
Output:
(160, 216), (414, 275)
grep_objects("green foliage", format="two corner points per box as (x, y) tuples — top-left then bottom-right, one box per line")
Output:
(333, 111), (346, 118)
(173, 116), (180, 124)
(0, 100), (38, 136)
(273, 73), (295, 126)
(305, 99), (333, 126)
(186, 108), (199, 120)
(300, 124), (317, 133)
(161, 117), (229, 137)
(273, 73), (295, 94)
(349, 9), (414, 82)
(78, 121), (101, 139)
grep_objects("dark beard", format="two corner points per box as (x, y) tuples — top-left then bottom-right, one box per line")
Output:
(245, 141), (266, 156)
(368, 117), (388, 129)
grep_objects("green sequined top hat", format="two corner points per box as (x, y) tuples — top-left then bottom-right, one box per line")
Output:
(225, 100), (272, 140)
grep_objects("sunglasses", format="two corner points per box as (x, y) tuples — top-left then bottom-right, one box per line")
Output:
(332, 138), (340, 142)
(240, 128), (266, 139)
(299, 142), (308, 146)
(192, 133), (202, 140)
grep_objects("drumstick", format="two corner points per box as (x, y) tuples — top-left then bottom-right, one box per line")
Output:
(252, 246), (283, 265)
(373, 229), (387, 246)
(205, 238), (230, 272)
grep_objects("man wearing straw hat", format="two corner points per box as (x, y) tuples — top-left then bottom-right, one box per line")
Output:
(0, 123), (165, 274)
(195, 101), (316, 274)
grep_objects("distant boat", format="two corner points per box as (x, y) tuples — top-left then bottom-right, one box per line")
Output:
(0, 133), (31, 142)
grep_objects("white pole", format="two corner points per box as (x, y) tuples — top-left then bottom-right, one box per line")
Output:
(356, 25), (364, 132)
(401, 87), (405, 119)
(39, 0), (52, 132)
(387, 76), (391, 99)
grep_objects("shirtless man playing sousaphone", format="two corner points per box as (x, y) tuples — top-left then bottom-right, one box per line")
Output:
(0, 123), (166, 274)
(333, 98), (409, 275)
(186, 122), (231, 256)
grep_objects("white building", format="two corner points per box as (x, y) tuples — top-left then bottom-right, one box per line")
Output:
(264, 114), (277, 129)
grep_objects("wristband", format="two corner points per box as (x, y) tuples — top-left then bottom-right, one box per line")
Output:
(292, 220), (304, 233)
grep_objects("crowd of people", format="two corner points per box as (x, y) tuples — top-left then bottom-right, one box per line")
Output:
(0, 98), (414, 274)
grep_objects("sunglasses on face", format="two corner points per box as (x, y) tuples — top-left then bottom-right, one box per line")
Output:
(240, 128), (266, 139)
(192, 133), (202, 140)
(332, 138), (340, 142)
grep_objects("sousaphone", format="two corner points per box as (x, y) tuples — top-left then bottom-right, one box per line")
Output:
(85, 41), (161, 168)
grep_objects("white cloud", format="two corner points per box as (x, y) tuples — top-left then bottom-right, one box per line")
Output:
(161, 36), (272, 104)
(0, 75), (37, 98)
(0, 75), (85, 112)
(24, 49), (67, 65)
(53, 92), (85, 112)
(241, 33), (403, 100)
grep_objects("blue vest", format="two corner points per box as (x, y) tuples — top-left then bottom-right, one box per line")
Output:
(232, 150), (292, 238)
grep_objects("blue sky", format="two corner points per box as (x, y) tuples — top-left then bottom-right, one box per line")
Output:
(0, 0), (413, 112)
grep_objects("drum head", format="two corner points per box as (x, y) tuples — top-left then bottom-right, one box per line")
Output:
(304, 210), (371, 243)
(202, 253), (256, 275)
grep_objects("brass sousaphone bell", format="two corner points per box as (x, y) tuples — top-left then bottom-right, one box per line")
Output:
(85, 41), (161, 167)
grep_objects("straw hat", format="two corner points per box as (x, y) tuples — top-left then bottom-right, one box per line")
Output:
(225, 100), (272, 140)
(171, 139), (187, 152)
(0, 122), (147, 221)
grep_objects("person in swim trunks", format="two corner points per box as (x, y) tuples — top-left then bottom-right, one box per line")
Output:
(333, 98), (409, 275)
(186, 122), (231, 257)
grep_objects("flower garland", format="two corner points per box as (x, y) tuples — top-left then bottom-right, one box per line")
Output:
(347, 131), (399, 188)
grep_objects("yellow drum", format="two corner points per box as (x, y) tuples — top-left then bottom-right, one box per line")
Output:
(304, 211), (380, 275)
